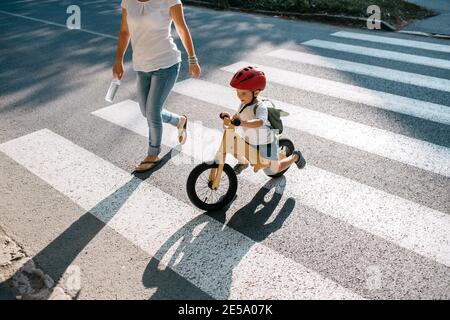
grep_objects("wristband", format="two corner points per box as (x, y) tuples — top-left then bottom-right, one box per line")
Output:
(188, 55), (198, 65)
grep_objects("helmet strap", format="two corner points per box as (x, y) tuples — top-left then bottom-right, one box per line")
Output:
(241, 91), (259, 110)
(250, 91), (257, 105)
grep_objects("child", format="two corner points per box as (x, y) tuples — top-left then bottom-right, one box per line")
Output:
(222, 66), (306, 175)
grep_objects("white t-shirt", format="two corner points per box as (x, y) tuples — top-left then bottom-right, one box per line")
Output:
(121, 0), (182, 72)
(237, 99), (275, 145)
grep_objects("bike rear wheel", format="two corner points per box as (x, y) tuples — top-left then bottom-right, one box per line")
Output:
(187, 162), (238, 211)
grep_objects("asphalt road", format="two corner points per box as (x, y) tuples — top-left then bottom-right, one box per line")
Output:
(403, 0), (450, 35)
(0, 0), (449, 300)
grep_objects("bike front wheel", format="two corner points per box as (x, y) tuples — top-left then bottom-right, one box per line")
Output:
(186, 162), (238, 212)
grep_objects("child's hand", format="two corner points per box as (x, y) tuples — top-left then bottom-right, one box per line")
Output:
(231, 114), (242, 126)
(220, 112), (231, 119)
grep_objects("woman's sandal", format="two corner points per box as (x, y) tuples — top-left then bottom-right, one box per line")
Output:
(134, 160), (160, 173)
(178, 115), (188, 145)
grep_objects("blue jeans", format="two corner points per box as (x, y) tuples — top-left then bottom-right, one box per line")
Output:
(136, 63), (181, 156)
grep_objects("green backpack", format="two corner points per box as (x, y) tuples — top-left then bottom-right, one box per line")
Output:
(253, 99), (289, 134)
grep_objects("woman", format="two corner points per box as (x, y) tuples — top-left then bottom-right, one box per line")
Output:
(113, 0), (201, 172)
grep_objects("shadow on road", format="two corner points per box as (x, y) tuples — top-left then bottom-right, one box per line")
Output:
(0, 0), (299, 115)
(0, 149), (179, 299)
(142, 176), (296, 300)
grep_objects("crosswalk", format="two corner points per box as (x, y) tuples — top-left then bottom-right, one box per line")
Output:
(1, 30), (450, 299)
(302, 39), (450, 69)
(266, 49), (450, 92)
(221, 62), (450, 125)
(172, 79), (450, 176)
(332, 31), (450, 53)
(91, 99), (450, 267)
(0, 129), (361, 299)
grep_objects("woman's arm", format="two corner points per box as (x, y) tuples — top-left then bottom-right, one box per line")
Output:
(113, 8), (131, 80)
(170, 4), (201, 78)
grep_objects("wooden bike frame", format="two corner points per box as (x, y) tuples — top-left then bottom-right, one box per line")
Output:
(210, 118), (273, 190)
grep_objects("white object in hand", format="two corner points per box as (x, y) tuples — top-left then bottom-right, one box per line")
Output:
(105, 79), (121, 103)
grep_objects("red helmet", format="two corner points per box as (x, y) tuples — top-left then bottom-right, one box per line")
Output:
(230, 66), (266, 91)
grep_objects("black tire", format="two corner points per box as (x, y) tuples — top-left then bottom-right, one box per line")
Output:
(187, 162), (238, 211)
(265, 138), (295, 178)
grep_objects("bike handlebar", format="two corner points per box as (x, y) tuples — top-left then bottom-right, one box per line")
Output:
(219, 112), (229, 120)
(219, 113), (241, 126)
(231, 118), (241, 126)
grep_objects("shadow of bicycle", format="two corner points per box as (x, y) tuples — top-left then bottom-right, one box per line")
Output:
(142, 176), (296, 300)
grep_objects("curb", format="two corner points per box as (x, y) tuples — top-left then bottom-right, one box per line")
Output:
(183, 0), (450, 38)
(397, 30), (450, 39)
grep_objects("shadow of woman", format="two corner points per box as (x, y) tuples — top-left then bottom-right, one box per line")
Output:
(142, 176), (296, 300)
(0, 149), (179, 299)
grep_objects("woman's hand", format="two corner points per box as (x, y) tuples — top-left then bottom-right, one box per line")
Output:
(113, 60), (124, 80)
(189, 63), (201, 78)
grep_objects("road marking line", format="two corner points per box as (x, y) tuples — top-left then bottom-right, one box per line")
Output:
(267, 49), (450, 92)
(173, 79), (450, 177)
(0, 129), (361, 299)
(302, 39), (450, 70)
(332, 31), (450, 54)
(221, 61), (450, 126)
(92, 100), (450, 267)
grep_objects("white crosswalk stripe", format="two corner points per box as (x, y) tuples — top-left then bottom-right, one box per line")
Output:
(173, 79), (450, 177)
(221, 62), (450, 125)
(266, 49), (450, 92)
(0, 129), (362, 300)
(332, 31), (450, 54)
(91, 100), (450, 267)
(302, 39), (450, 69)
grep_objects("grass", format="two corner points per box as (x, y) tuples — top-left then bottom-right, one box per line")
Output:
(195, 0), (436, 28)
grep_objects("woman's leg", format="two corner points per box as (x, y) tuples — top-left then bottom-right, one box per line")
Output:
(160, 64), (183, 128)
(145, 63), (180, 156)
(161, 109), (180, 127)
(136, 71), (151, 118)
(161, 109), (188, 144)
(160, 64), (184, 136)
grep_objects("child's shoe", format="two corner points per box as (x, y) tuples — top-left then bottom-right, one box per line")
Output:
(233, 163), (249, 175)
(292, 150), (306, 169)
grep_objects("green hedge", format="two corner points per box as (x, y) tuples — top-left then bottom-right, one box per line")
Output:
(199, 0), (433, 25)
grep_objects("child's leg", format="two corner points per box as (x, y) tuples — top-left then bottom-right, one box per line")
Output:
(269, 153), (300, 174)
(236, 154), (250, 164)
(232, 153), (250, 175)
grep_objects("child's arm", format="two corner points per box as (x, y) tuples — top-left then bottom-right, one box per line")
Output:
(240, 119), (264, 128)
(231, 114), (264, 128)
(235, 102), (268, 128)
